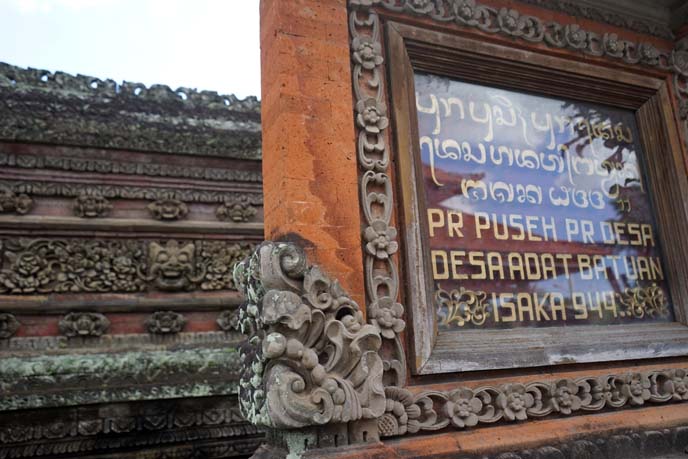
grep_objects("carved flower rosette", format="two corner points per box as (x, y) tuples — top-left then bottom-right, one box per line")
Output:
(232, 242), (385, 428)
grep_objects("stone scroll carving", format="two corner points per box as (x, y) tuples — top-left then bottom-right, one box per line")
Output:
(232, 242), (386, 429)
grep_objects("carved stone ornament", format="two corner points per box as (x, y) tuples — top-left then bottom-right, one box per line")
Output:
(216, 196), (257, 222)
(145, 311), (187, 335)
(233, 243), (688, 443)
(0, 237), (255, 294)
(58, 312), (110, 337)
(0, 186), (32, 215)
(0, 313), (20, 339)
(0, 62), (262, 160)
(232, 242), (386, 428)
(217, 309), (240, 332)
(73, 192), (111, 218)
(340, 0), (688, 441)
(0, 149), (263, 183)
(147, 198), (189, 221)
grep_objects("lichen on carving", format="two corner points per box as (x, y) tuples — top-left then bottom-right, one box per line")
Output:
(232, 242), (386, 428)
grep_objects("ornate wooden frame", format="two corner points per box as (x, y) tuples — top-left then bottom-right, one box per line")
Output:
(348, 0), (688, 378)
(385, 20), (688, 374)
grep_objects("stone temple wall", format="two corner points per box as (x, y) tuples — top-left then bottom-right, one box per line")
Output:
(0, 62), (264, 459)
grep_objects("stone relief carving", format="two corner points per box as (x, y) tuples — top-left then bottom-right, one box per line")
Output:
(216, 196), (257, 222)
(0, 186), (32, 215)
(145, 311), (187, 335)
(58, 312), (110, 337)
(217, 309), (239, 332)
(0, 179), (263, 206)
(0, 62), (262, 160)
(0, 313), (20, 339)
(145, 241), (201, 291)
(0, 150), (263, 183)
(0, 397), (262, 459)
(147, 199), (189, 221)
(232, 242), (385, 428)
(672, 36), (688, 150)
(73, 193), (112, 218)
(0, 238), (255, 294)
(232, 242), (688, 442)
(517, 0), (674, 40)
(350, 1), (407, 389)
(377, 369), (688, 436)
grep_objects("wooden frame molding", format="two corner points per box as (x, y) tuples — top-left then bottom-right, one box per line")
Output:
(386, 20), (688, 374)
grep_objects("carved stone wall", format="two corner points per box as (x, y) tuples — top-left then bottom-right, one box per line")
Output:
(0, 62), (264, 458)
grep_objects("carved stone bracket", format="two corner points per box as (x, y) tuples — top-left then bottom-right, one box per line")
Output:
(232, 242), (386, 430)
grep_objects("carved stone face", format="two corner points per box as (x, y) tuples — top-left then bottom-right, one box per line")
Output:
(148, 241), (195, 291)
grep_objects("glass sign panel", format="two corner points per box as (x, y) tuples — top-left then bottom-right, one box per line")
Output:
(414, 72), (675, 331)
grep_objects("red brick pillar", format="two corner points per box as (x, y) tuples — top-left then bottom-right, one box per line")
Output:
(260, 0), (365, 303)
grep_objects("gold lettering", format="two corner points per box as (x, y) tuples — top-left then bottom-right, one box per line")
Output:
(431, 250), (449, 280)
(427, 208), (444, 237)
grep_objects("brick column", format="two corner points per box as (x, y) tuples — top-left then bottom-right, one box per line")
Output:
(260, 0), (364, 303)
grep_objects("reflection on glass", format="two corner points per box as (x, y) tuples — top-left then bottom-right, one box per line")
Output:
(414, 72), (674, 331)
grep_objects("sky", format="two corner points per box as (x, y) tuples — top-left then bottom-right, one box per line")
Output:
(0, 0), (261, 99)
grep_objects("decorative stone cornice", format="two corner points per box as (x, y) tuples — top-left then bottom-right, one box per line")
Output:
(0, 149), (263, 183)
(232, 242), (386, 429)
(516, 0), (674, 40)
(0, 396), (263, 459)
(0, 62), (261, 159)
(0, 348), (241, 411)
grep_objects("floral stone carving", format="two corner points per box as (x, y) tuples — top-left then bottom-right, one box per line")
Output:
(217, 309), (239, 331)
(145, 311), (187, 334)
(216, 196), (257, 222)
(0, 186), (32, 215)
(147, 199), (189, 221)
(0, 313), (20, 339)
(73, 193), (111, 218)
(0, 238), (254, 294)
(58, 312), (110, 337)
(232, 242), (386, 428)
